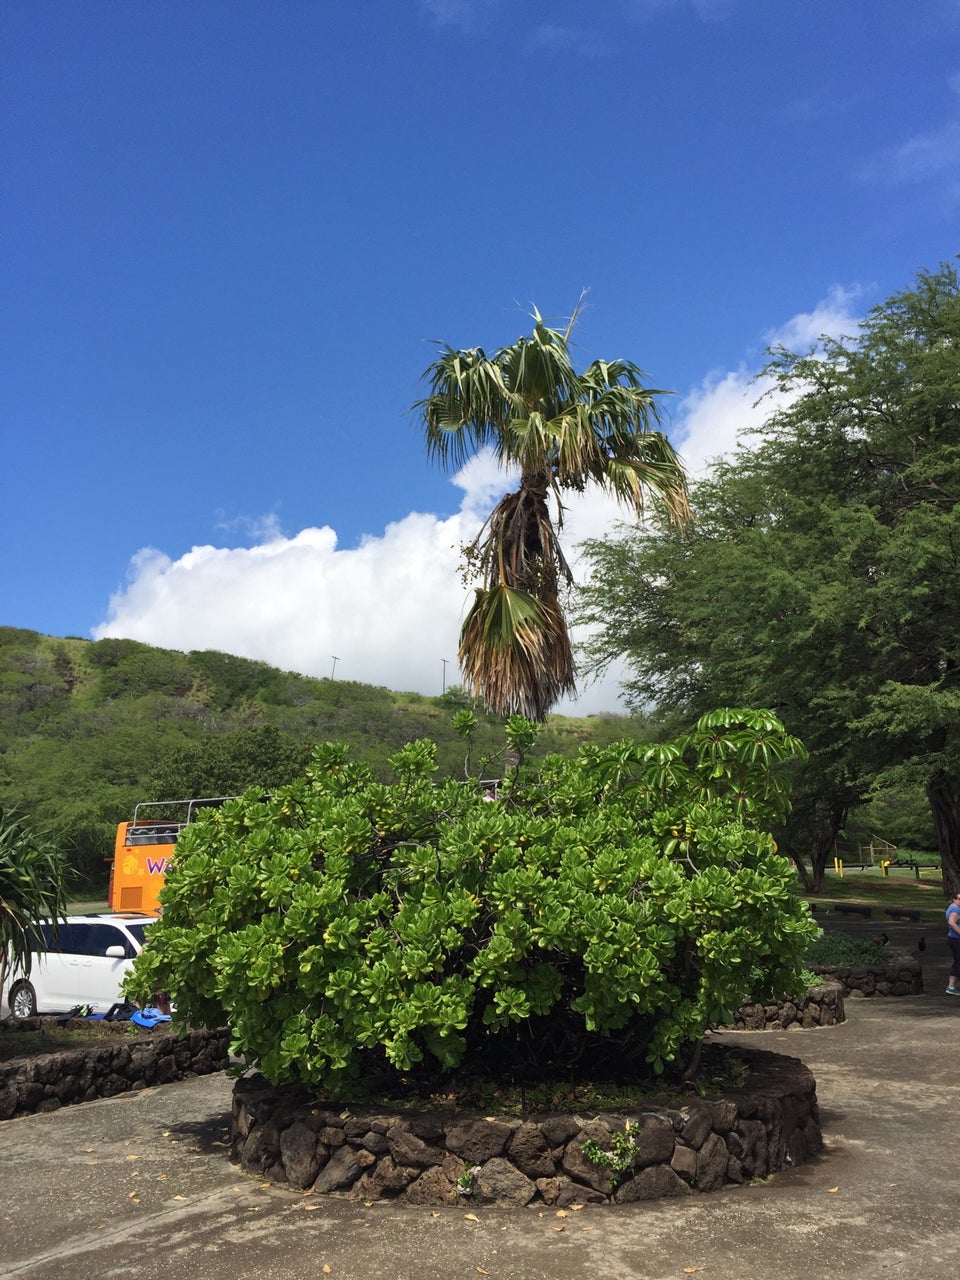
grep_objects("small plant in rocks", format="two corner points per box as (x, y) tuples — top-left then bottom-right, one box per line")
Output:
(456, 1166), (482, 1196)
(581, 1124), (642, 1187)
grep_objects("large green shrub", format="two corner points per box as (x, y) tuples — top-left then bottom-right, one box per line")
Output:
(126, 709), (816, 1091)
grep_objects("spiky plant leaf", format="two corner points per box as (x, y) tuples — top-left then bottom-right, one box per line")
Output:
(0, 808), (69, 993)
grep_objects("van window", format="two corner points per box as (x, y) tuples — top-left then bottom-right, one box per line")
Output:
(84, 924), (138, 958)
(30, 921), (140, 958)
(45, 923), (87, 954)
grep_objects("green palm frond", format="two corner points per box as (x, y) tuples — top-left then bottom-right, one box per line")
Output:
(417, 313), (687, 517)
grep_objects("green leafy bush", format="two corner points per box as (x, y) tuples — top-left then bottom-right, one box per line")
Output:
(126, 709), (817, 1091)
(806, 931), (892, 967)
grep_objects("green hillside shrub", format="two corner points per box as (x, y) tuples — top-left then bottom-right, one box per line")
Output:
(89, 638), (194, 700)
(805, 931), (891, 967)
(127, 709), (817, 1091)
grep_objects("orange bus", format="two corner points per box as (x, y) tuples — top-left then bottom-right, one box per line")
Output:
(109, 797), (234, 915)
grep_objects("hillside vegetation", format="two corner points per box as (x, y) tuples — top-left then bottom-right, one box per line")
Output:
(0, 626), (649, 891)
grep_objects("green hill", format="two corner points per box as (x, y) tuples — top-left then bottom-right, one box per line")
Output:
(0, 626), (649, 892)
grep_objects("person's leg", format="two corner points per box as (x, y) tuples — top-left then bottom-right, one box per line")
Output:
(947, 937), (960, 993)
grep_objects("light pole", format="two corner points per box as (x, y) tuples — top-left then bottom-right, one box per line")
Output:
(441, 658), (449, 694)
(331, 656), (339, 680)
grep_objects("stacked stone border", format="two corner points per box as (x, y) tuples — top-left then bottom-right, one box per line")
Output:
(0, 1025), (230, 1120)
(810, 956), (923, 998)
(732, 980), (845, 1032)
(230, 1046), (821, 1207)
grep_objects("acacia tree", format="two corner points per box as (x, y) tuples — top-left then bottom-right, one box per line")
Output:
(577, 262), (960, 895)
(416, 304), (689, 720)
(576, 463), (871, 890)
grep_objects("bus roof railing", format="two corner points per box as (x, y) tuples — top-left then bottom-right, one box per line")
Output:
(129, 796), (241, 827)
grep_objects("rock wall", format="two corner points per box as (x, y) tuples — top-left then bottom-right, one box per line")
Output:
(732, 981), (845, 1031)
(231, 1046), (821, 1206)
(810, 957), (923, 997)
(0, 1026), (229, 1121)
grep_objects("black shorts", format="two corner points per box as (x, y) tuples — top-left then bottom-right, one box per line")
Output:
(948, 936), (960, 971)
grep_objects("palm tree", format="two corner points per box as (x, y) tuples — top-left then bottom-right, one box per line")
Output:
(417, 303), (690, 720)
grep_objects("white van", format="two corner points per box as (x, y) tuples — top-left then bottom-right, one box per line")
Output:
(2, 914), (155, 1019)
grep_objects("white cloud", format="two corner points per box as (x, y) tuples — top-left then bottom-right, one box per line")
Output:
(762, 283), (861, 351)
(674, 284), (861, 475)
(859, 118), (960, 188)
(213, 510), (285, 543)
(94, 287), (864, 717)
(863, 72), (960, 188)
(672, 366), (763, 475)
(95, 509), (473, 704)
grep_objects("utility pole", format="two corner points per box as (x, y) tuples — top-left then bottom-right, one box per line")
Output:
(331, 656), (339, 680)
(441, 658), (449, 694)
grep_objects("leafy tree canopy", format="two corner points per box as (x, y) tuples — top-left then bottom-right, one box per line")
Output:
(577, 261), (960, 894)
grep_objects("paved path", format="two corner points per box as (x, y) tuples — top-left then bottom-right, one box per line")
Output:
(1, 930), (957, 1280)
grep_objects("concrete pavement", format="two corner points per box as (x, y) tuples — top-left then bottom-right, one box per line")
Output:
(1, 927), (958, 1280)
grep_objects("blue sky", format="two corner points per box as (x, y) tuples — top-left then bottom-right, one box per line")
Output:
(3, 1), (959, 711)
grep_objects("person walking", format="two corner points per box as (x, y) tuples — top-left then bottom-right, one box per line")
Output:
(947, 891), (960, 995)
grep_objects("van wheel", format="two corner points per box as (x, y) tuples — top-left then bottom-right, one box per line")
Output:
(10, 981), (37, 1019)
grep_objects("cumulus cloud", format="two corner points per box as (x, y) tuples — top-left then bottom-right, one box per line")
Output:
(94, 287), (864, 715)
(96, 503), (477, 706)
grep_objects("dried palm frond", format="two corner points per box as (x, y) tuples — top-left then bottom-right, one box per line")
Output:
(458, 585), (575, 722)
